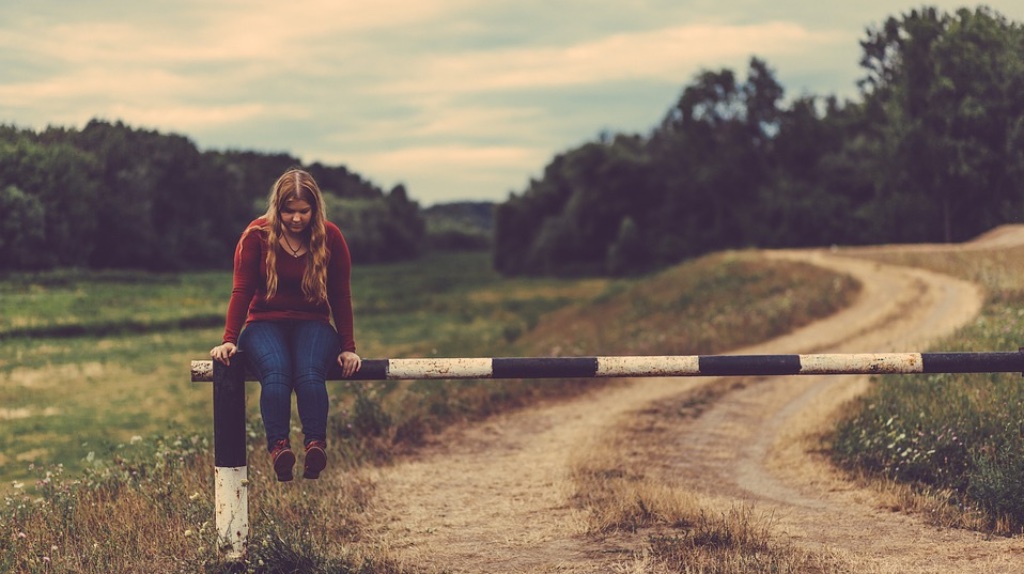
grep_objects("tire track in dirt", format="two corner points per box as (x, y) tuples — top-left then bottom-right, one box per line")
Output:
(361, 243), (1024, 573)
(657, 250), (1024, 573)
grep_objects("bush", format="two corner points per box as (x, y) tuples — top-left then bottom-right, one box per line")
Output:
(831, 299), (1024, 531)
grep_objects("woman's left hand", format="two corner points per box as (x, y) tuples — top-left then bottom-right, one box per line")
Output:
(338, 351), (362, 378)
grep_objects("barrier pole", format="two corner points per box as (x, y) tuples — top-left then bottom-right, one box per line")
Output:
(192, 352), (1024, 383)
(212, 356), (248, 560)
(194, 350), (1024, 561)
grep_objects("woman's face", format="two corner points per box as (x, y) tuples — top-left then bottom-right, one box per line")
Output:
(280, 198), (313, 235)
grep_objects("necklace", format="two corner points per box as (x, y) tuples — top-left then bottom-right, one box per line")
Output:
(282, 234), (304, 258)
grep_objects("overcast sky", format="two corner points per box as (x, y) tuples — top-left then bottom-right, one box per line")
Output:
(2, 1), (1022, 205)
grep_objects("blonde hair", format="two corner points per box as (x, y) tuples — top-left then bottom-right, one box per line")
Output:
(242, 168), (330, 303)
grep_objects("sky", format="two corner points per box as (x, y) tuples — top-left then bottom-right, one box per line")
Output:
(2, 1), (1023, 206)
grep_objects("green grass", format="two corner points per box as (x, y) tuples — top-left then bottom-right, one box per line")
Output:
(352, 251), (608, 356)
(830, 247), (1024, 533)
(0, 250), (857, 572)
(0, 252), (608, 487)
(524, 251), (855, 356)
(0, 269), (230, 338)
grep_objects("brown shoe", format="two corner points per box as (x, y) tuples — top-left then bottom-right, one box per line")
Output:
(304, 440), (327, 479)
(270, 439), (295, 482)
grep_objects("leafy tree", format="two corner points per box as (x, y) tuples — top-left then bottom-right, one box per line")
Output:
(326, 186), (425, 264)
(0, 120), (426, 271)
(497, 58), (785, 276)
(495, 134), (651, 276)
(858, 7), (1024, 242)
(647, 59), (782, 259)
(606, 217), (650, 276)
(423, 202), (494, 251)
(0, 136), (99, 267)
(494, 153), (578, 275)
(493, 7), (1024, 276)
(0, 185), (45, 268)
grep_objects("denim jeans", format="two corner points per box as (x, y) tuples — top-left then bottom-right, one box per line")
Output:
(238, 320), (339, 451)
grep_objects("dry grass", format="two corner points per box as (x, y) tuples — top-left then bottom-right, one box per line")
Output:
(0, 250), (858, 572)
(843, 469), (993, 531)
(567, 403), (855, 573)
(3, 439), (216, 573)
(829, 240), (1024, 534)
(2, 436), (402, 574)
(569, 437), (700, 534)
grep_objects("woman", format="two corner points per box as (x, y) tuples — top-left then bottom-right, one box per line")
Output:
(210, 168), (361, 482)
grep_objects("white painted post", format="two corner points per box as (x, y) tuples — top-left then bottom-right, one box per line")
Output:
(212, 357), (248, 560)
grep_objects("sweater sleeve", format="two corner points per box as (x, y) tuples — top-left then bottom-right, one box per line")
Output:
(326, 224), (356, 353)
(222, 229), (262, 344)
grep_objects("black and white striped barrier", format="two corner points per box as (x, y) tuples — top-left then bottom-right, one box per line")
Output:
(194, 350), (1024, 559)
(193, 352), (1024, 384)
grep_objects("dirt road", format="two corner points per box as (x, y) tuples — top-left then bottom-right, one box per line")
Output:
(362, 238), (1024, 573)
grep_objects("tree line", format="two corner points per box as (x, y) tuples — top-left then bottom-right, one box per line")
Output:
(495, 6), (1024, 276)
(0, 120), (425, 271)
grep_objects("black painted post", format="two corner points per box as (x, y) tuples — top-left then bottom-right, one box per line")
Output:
(212, 355), (248, 560)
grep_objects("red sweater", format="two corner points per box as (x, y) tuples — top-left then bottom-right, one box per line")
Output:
(222, 218), (356, 352)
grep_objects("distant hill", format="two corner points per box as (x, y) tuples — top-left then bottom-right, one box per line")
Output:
(423, 201), (494, 251)
(424, 202), (495, 231)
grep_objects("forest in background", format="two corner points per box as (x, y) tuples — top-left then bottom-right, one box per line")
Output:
(495, 6), (1024, 275)
(0, 120), (426, 270)
(2, 6), (1022, 276)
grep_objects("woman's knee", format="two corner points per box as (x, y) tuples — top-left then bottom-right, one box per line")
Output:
(239, 323), (292, 375)
(293, 321), (340, 360)
(293, 372), (328, 392)
(259, 379), (293, 400)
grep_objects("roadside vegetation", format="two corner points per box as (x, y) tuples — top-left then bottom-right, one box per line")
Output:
(558, 253), (862, 573)
(830, 245), (1024, 535)
(0, 250), (857, 573)
(570, 410), (851, 574)
(558, 240), (1024, 571)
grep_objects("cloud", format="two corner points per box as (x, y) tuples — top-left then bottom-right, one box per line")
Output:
(318, 19), (849, 202)
(373, 21), (846, 96)
(0, 67), (191, 104)
(5, 0), (467, 65)
(333, 143), (545, 202)
(351, 143), (539, 170)
(106, 103), (307, 131)
(332, 102), (549, 146)
(13, 0), (1023, 205)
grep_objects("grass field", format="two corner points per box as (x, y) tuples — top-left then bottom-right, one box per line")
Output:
(0, 249), (860, 572)
(830, 247), (1024, 534)
(0, 252), (609, 487)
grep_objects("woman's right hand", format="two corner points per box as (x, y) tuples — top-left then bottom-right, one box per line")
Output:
(210, 342), (238, 366)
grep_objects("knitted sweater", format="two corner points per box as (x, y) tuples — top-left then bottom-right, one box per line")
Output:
(221, 218), (356, 352)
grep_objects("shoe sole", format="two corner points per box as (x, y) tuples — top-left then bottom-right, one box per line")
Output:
(304, 446), (327, 479)
(274, 450), (296, 482)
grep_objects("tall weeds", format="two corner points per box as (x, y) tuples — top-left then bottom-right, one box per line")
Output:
(830, 245), (1024, 534)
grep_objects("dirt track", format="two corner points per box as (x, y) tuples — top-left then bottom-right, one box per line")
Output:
(362, 234), (1024, 573)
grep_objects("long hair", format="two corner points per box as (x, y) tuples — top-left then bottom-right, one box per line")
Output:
(242, 168), (330, 303)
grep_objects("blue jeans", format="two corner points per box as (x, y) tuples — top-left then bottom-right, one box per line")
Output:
(238, 320), (339, 451)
